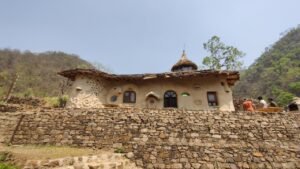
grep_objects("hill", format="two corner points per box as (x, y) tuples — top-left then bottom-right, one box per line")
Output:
(233, 26), (300, 105)
(0, 49), (94, 98)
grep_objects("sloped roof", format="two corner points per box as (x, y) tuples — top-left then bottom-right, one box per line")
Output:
(58, 68), (240, 86)
(171, 50), (198, 72)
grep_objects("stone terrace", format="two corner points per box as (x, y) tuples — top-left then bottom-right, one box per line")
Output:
(0, 108), (299, 168)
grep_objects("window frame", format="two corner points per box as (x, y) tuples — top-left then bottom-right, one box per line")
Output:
(207, 91), (218, 106)
(123, 91), (136, 103)
(164, 90), (178, 108)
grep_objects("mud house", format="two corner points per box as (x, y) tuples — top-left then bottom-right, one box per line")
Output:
(59, 51), (239, 111)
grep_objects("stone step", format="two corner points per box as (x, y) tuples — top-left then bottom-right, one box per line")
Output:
(24, 154), (141, 169)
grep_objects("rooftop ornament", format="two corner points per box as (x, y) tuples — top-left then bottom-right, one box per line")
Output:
(171, 50), (198, 72)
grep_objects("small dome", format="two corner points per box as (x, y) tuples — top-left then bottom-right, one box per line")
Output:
(171, 50), (198, 72)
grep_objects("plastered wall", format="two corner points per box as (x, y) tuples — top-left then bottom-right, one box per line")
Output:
(67, 75), (235, 111)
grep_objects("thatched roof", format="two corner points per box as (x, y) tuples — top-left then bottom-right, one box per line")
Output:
(171, 50), (198, 72)
(58, 68), (240, 86)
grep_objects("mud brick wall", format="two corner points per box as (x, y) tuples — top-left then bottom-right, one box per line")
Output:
(1, 108), (299, 168)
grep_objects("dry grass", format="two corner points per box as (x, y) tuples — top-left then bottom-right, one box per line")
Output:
(0, 144), (108, 160)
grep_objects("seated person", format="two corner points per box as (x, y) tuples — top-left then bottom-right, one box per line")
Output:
(243, 98), (255, 112)
(268, 98), (278, 107)
(257, 96), (267, 108)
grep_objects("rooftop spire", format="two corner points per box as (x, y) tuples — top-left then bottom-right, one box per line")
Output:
(181, 50), (187, 60)
(171, 50), (198, 72)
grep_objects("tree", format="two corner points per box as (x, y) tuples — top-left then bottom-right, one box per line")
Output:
(202, 36), (245, 70)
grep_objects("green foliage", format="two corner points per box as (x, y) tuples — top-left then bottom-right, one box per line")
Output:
(0, 152), (8, 162)
(0, 49), (95, 97)
(58, 95), (69, 107)
(234, 26), (300, 104)
(289, 82), (300, 94)
(272, 88), (294, 106)
(44, 95), (69, 108)
(44, 97), (60, 107)
(114, 147), (125, 153)
(0, 163), (18, 169)
(23, 88), (34, 98)
(202, 36), (245, 70)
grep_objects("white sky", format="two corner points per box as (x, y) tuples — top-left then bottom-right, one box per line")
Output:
(1, 0), (300, 73)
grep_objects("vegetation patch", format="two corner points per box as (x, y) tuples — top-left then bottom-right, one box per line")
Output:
(114, 147), (126, 154)
(44, 95), (68, 108)
(234, 26), (300, 106)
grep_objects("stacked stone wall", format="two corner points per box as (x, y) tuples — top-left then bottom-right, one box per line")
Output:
(0, 108), (299, 168)
(0, 112), (23, 143)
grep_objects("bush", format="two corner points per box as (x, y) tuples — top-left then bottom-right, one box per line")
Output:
(44, 97), (60, 107)
(0, 163), (18, 169)
(272, 88), (294, 106)
(23, 88), (34, 98)
(58, 95), (68, 107)
(0, 152), (8, 162)
(44, 95), (69, 108)
(114, 147), (125, 154)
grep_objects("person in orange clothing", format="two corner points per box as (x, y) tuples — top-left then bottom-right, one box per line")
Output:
(243, 98), (255, 112)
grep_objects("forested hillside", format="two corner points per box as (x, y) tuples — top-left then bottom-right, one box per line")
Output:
(234, 26), (300, 105)
(0, 49), (94, 97)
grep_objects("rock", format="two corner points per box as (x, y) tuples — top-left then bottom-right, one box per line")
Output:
(126, 152), (134, 159)
(229, 164), (238, 169)
(140, 128), (148, 133)
(74, 164), (85, 169)
(282, 162), (295, 169)
(242, 163), (250, 169)
(214, 116), (221, 120)
(229, 135), (238, 139)
(88, 164), (100, 169)
(192, 163), (201, 169)
(184, 163), (191, 169)
(113, 143), (123, 148)
(48, 160), (60, 167)
(172, 163), (183, 169)
(252, 152), (263, 157)
(190, 133), (199, 138)
(212, 135), (222, 139)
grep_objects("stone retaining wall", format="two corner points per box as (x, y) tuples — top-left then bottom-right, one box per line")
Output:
(0, 112), (23, 143)
(0, 108), (299, 168)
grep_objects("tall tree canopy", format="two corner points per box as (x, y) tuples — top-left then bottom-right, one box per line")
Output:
(202, 36), (245, 70)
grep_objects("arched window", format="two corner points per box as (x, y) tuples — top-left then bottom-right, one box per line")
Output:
(123, 91), (136, 103)
(164, 90), (178, 108)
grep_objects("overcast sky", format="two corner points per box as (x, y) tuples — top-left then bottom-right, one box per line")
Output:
(1, 0), (300, 73)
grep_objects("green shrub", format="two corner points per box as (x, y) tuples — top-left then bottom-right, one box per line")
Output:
(272, 88), (294, 106)
(114, 147), (125, 154)
(0, 152), (8, 162)
(44, 97), (60, 107)
(0, 163), (18, 169)
(44, 95), (69, 108)
(289, 82), (300, 94)
(58, 95), (68, 108)
(23, 88), (34, 98)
